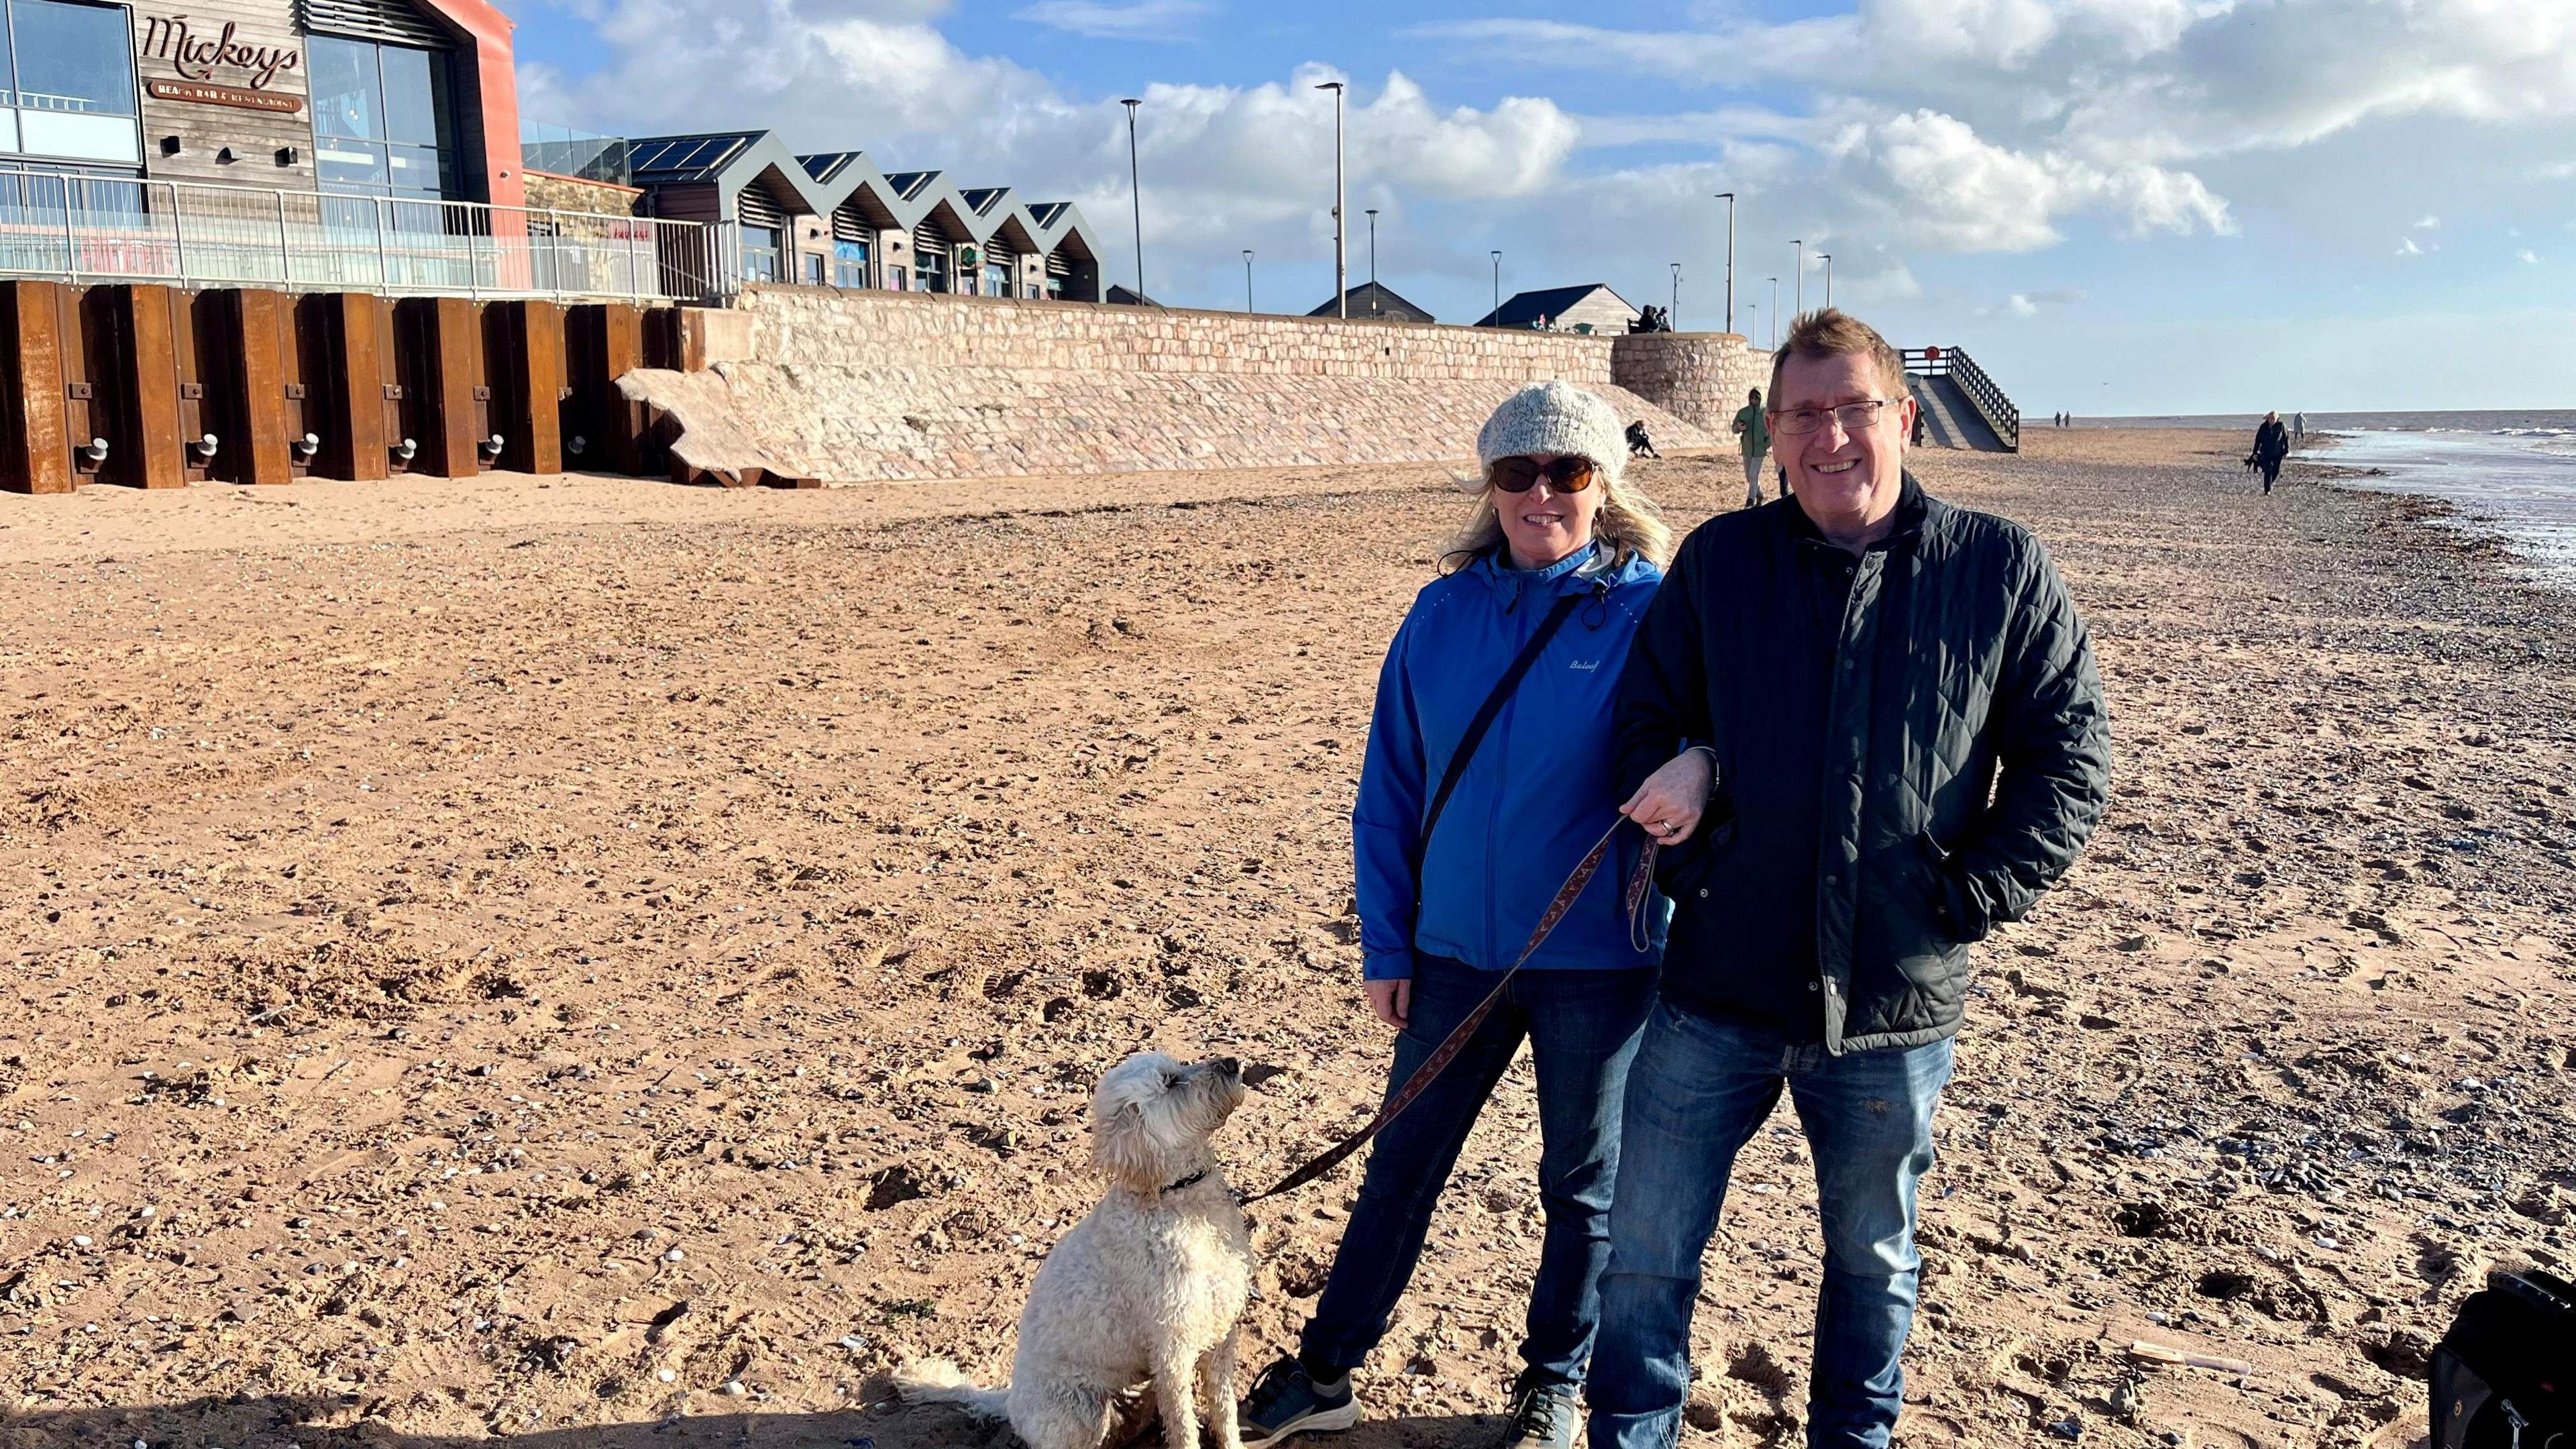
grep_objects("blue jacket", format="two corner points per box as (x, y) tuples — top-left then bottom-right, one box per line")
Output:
(1353, 541), (1671, 980)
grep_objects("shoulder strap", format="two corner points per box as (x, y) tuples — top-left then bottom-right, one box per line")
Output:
(1415, 588), (1587, 855)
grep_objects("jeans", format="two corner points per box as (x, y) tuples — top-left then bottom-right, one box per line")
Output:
(1587, 1000), (1954, 1449)
(1741, 449), (1768, 506)
(1301, 953), (1654, 1386)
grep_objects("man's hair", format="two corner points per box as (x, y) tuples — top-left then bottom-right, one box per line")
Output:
(1767, 309), (1907, 405)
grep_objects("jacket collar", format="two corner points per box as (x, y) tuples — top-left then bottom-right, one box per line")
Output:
(1468, 539), (1654, 600)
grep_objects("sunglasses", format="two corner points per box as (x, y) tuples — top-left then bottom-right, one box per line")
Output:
(1487, 455), (1597, 494)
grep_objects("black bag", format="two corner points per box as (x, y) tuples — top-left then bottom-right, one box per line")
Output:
(2433, 1267), (2575, 1448)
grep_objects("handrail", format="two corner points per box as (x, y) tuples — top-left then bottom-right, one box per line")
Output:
(1899, 345), (2019, 452)
(0, 170), (733, 304)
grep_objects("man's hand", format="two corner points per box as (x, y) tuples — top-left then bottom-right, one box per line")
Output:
(1620, 748), (1715, 845)
(1366, 978), (1411, 1029)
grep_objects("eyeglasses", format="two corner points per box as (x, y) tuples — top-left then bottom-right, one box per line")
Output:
(1767, 398), (1902, 436)
(1487, 455), (1597, 494)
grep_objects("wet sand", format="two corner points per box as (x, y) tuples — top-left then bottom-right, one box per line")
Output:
(0, 429), (2570, 1448)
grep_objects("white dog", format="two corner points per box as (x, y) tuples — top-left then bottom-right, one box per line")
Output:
(899, 1051), (1253, 1449)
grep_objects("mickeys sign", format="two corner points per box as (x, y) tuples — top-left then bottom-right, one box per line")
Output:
(140, 13), (305, 112)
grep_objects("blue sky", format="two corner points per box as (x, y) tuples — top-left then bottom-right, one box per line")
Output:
(498, 0), (2576, 415)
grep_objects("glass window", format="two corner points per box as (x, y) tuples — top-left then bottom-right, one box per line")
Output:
(376, 44), (443, 146)
(985, 261), (1009, 294)
(310, 36), (382, 140)
(832, 238), (868, 288)
(741, 223), (779, 282)
(801, 250), (822, 285)
(11, 0), (133, 115)
(888, 266), (908, 290)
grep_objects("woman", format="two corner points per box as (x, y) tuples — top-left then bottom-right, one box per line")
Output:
(2252, 410), (2290, 494)
(1240, 382), (1675, 1449)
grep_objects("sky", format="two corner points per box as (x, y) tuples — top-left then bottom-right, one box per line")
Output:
(495, 0), (2576, 416)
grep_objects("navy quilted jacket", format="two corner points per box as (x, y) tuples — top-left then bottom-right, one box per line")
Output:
(1614, 475), (2111, 1053)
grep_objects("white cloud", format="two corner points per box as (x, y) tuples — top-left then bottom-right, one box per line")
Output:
(2415, 215), (2440, 229)
(1825, 109), (2230, 252)
(2396, 236), (2423, 257)
(1014, 0), (1206, 40)
(2520, 248), (2542, 264)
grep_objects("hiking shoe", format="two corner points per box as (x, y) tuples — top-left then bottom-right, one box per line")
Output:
(1239, 1356), (1360, 1446)
(1500, 1373), (1578, 1449)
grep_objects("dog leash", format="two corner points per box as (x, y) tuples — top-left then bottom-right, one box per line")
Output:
(1238, 818), (1658, 1206)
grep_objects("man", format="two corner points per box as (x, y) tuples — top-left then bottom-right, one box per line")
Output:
(2292, 411), (2306, 445)
(1731, 387), (1770, 507)
(1589, 309), (2112, 1449)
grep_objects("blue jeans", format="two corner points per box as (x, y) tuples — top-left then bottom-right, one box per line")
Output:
(1587, 1000), (1954, 1449)
(1301, 953), (1654, 1386)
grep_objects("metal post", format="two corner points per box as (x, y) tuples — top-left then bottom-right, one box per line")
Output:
(1490, 250), (1501, 324)
(1120, 98), (1144, 301)
(1791, 239), (1802, 318)
(1819, 253), (1833, 309)
(164, 182), (186, 284)
(62, 176), (79, 282)
(1716, 192), (1735, 335)
(1316, 80), (1346, 317)
(372, 196), (390, 289)
(1242, 249), (1253, 313)
(1365, 207), (1378, 311)
(1670, 262), (1680, 327)
(1768, 278), (1778, 347)
(277, 190), (293, 287)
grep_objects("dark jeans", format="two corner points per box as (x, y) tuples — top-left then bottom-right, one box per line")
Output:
(1587, 1000), (1954, 1449)
(1301, 953), (1654, 1387)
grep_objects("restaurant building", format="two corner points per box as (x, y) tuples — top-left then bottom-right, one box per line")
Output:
(0, 0), (522, 205)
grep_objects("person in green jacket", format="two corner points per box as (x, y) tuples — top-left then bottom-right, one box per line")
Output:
(1729, 387), (1770, 509)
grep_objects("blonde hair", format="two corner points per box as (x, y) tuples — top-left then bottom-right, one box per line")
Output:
(1768, 307), (1909, 402)
(1440, 461), (1675, 574)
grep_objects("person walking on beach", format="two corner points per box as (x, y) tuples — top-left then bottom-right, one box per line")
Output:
(1586, 309), (2112, 1449)
(2253, 411), (2292, 494)
(2293, 411), (2307, 445)
(1731, 387), (1770, 508)
(1239, 382), (1674, 1449)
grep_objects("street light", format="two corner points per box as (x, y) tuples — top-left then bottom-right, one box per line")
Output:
(1490, 249), (1502, 324)
(1316, 80), (1346, 317)
(1767, 277), (1778, 347)
(1670, 261), (1681, 328)
(1819, 253), (1833, 309)
(1364, 207), (1379, 313)
(1119, 98), (1144, 300)
(1242, 248), (1253, 314)
(1791, 238), (1803, 317)
(1715, 192), (1735, 335)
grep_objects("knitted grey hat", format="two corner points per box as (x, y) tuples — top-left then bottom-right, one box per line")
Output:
(1475, 380), (1627, 491)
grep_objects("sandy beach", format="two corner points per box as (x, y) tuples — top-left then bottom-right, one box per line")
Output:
(1, 428), (2570, 1448)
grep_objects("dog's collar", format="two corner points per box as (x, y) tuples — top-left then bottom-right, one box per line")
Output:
(1160, 1168), (1210, 1195)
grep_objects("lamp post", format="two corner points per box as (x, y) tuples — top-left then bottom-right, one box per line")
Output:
(1490, 249), (1501, 325)
(1767, 277), (1778, 347)
(1119, 98), (1144, 300)
(1819, 252), (1833, 309)
(1316, 80), (1346, 317)
(1715, 191), (1735, 335)
(1364, 207), (1378, 313)
(1791, 238), (1803, 317)
(1746, 301), (1756, 354)
(1242, 249), (1253, 314)
(1670, 261), (1680, 328)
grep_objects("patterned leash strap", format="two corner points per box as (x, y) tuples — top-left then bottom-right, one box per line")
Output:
(1240, 819), (1659, 1206)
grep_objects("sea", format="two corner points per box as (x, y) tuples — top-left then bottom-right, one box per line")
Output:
(2086, 410), (2576, 586)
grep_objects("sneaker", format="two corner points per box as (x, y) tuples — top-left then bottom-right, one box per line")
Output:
(1500, 1373), (1578, 1449)
(1239, 1356), (1360, 1446)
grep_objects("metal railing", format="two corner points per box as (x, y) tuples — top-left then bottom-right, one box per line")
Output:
(1900, 345), (2021, 452)
(0, 171), (735, 303)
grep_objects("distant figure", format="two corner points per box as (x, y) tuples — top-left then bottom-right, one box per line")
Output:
(1911, 402), (1929, 447)
(1629, 305), (1672, 334)
(2251, 411), (2291, 494)
(2292, 411), (2307, 445)
(1627, 420), (1661, 459)
(1730, 387), (1768, 507)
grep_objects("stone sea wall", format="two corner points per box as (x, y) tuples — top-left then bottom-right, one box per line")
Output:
(1610, 331), (1775, 433)
(625, 286), (1770, 486)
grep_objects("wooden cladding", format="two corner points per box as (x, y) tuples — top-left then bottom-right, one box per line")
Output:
(1, 283), (698, 494)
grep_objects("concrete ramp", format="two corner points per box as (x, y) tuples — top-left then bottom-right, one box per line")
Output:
(1907, 373), (2010, 452)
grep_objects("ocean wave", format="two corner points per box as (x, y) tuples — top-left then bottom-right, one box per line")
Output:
(2494, 427), (2575, 437)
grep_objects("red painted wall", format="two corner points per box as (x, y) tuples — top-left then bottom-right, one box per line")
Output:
(415, 0), (525, 210)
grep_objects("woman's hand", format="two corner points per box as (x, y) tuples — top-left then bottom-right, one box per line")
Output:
(1620, 749), (1715, 845)
(1366, 978), (1411, 1029)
